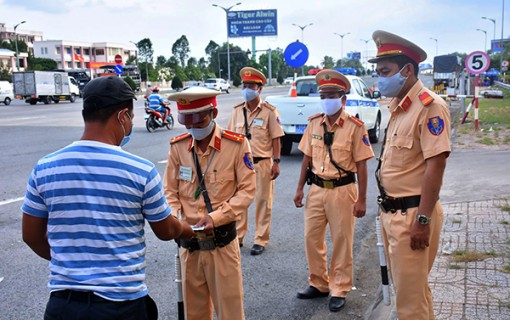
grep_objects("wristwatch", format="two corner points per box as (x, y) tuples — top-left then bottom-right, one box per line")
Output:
(273, 158), (281, 164)
(416, 214), (431, 225)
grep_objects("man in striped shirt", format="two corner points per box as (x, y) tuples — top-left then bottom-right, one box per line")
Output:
(21, 76), (193, 320)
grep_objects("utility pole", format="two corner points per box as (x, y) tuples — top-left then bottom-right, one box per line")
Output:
(292, 23), (313, 75)
(334, 32), (350, 67)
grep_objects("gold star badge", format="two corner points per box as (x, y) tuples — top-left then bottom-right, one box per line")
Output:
(178, 98), (190, 105)
(375, 37), (382, 48)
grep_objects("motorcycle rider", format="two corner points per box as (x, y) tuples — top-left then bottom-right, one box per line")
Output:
(148, 86), (170, 124)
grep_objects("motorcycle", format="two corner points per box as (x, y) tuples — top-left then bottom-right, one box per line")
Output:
(145, 102), (175, 132)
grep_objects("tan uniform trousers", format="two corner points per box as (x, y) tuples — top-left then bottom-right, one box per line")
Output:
(237, 158), (274, 247)
(180, 238), (244, 320)
(304, 183), (357, 297)
(380, 201), (444, 320)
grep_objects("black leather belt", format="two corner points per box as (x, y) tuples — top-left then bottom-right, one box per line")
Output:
(178, 221), (237, 252)
(378, 195), (421, 213)
(51, 290), (110, 303)
(311, 173), (355, 189)
(253, 157), (269, 164)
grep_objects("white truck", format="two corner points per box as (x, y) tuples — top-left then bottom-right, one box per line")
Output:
(266, 75), (382, 155)
(13, 71), (80, 105)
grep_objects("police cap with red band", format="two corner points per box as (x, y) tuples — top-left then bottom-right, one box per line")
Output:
(240, 67), (267, 85)
(315, 69), (351, 93)
(167, 87), (220, 125)
(368, 30), (427, 64)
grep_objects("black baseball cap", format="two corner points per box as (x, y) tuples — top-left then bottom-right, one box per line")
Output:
(83, 76), (136, 110)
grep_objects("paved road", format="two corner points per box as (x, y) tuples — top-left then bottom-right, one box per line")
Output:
(0, 82), (389, 319)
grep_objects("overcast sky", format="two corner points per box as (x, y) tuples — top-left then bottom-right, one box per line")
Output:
(2, 0), (508, 67)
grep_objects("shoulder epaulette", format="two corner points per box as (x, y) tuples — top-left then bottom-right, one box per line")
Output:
(233, 102), (245, 108)
(170, 132), (191, 145)
(263, 101), (276, 111)
(419, 91), (434, 107)
(308, 112), (324, 121)
(222, 129), (245, 143)
(349, 116), (364, 127)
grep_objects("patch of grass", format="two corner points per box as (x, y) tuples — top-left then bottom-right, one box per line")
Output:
(455, 212), (464, 215)
(496, 204), (510, 212)
(450, 249), (495, 263)
(500, 220), (509, 225)
(476, 137), (495, 145)
(451, 219), (462, 224)
(456, 141), (465, 145)
(476, 88), (510, 125)
(447, 263), (463, 269)
(502, 264), (510, 274)
(504, 137), (510, 143)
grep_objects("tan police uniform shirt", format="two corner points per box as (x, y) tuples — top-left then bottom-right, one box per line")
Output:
(163, 125), (256, 227)
(228, 101), (285, 158)
(380, 80), (451, 197)
(299, 111), (374, 179)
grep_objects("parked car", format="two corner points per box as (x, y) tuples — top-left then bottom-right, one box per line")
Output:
(265, 75), (382, 155)
(283, 77), (294, 85)
(204, 78), (230, 93)
(0, 81), (14, 105)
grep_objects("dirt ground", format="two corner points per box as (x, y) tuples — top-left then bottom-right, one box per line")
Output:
(453, 121), (510, 151)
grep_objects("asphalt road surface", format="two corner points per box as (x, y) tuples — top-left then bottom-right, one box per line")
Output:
(0, 79), (394, 319)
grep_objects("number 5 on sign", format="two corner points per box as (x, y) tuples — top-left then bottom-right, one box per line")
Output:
(465, 51), (490, 74)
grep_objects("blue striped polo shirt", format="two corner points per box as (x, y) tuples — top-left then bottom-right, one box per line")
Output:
(21, 140), (171, 301)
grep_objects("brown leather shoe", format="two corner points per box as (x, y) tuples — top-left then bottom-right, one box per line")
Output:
(296, 286), (329, 299)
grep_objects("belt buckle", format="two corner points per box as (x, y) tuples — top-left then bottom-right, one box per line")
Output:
(323, 180), (334, 189)
(197, 238), (216, 250)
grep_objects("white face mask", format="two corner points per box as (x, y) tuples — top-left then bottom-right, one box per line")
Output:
(188, 120), (215, 141)
(242, 88), (259, 102)
(320, 98), (343, 116)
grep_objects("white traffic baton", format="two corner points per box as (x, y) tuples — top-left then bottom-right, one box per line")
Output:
(376, 216), (391, 306)
(175, 247), (185, 320)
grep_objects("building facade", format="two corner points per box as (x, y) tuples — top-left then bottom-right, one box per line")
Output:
(0, 22), (43, 71)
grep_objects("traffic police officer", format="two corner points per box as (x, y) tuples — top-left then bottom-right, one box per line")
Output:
(228, 67), (285, 255)
(163, 87), (256, 320)
(293, 70), (374, 312)
(369, 30), (451, 320)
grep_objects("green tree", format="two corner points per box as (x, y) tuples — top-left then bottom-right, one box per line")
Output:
(171, 76), (183, 91)
(0, 63), (11, 81)
(172, 35), (190, 67)
(259, 49), (285, 82)
(27, 55), (57, 71)
(322, 56), (335, 68)
(124, 76), (137, 91)
(126, 55), (137, 65)
(156, 55), (167, 68)
(136, 38), (154, 81)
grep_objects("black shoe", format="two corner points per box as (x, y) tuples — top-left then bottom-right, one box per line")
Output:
(296, 286), (329, 299)
(239, 242), (243, 248)
(250, 244), (264, 255)
(328, 297), (346, 312)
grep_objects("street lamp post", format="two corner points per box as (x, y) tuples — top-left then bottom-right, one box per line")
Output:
(360, 38), (371, 71)
(292, 23), (313, 75)
(476, 29), (488, 52)
(334, 32), (350, 66)
(482, 16), (497, 43)
(14, 20), (26, 71)
(212, 2), (242, 85)
(430, 37), (438, 56)
(292, 23), (313, 43)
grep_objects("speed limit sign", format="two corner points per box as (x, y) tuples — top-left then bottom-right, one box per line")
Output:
(465, 51), (490, 74)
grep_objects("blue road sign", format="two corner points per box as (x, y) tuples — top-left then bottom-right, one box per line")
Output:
(227, 10), (278, 38)
(284, 42), (309, 68)
(114, 64), (124, 75)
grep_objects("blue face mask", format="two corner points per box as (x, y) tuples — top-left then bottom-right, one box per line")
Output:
(118, 112), (133, 147)
(242, 88), (259, 102)
(188, 120), (215, 141)
(377, 65), (408, 97)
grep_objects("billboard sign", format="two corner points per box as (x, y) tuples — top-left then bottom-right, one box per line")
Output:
(227, 9), (278, 38)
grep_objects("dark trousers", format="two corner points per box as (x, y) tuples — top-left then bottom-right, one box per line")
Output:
(44, 291), (151, 320)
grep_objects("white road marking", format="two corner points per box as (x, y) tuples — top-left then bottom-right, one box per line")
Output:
(0, 197), (24, 206)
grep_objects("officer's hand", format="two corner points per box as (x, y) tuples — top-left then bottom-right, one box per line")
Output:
(178, 221), (195, 239)
(410, 222), (430, 250)
(294, 190), (304, 208)
(195, 215), (215, 233)
(352, 200), (366, 218)
(271, 163), (280, 180)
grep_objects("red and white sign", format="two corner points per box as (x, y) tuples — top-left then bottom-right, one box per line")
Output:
(465, 51), (490, 74)
(114, 54), (123, 64)
(502, 60), (509, 67)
